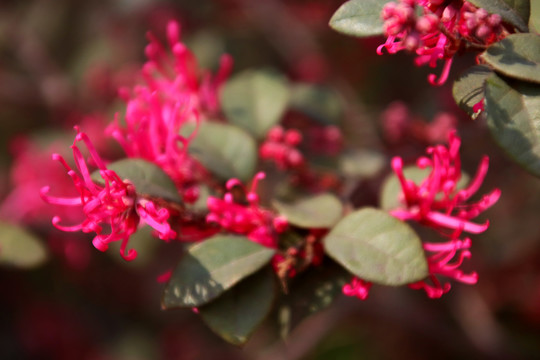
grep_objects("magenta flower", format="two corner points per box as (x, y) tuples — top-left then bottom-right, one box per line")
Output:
(206, 172), (288, 248)
(390, 130), (500, 234)
(40, 127), (176, 261)
(343, 277), (372, 300)
(378, 0), (508, 85)
(389, 130), (500, 297)
(409, 236), (477, 298)
(107, 20), (233, 202)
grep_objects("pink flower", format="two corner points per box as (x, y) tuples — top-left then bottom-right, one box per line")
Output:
(389, 130), (500, 297)
(107, 20), (233, 202)
(409, 236), (478, 298)
(343, 277), (372, 300)
(206, 172), (288, 248)
(378, 1), (508, 86)
(40, 127), (176, 261)
(390, 130), (500, 234)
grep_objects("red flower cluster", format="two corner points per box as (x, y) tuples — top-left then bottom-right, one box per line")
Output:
(391, 130), (500, 297)
(41, 128), (176, 261)
(379, 0), (507, 85)
(107, 21), (233, 202)
(206, 172), (288, 248)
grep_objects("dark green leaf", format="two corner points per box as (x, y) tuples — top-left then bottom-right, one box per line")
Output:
(380, 166), (470, 211)
(452, 65), (493, 117)
(468, 0), (528, 31)
(289, 84), (343, 125)
(186, 122), (257, 182)
(95, 159), (181, 203)
(0, 222), (47, 268)
(277, 260), (349, 337)
(485, 73), (540, 176)
(220, 70), (290, 138)
(339, 149), (386, 179)
(162, 235), (275, 308)
(502, 0), (530, 25)
(481, 34), (540, 84)
(199, 269), (275, 345)
(329, 0), (387, 37)
(323, 208), (428, 286)
(272, 193), (343, 229)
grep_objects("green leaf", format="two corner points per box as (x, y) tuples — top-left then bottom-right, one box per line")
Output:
(289, 84), (343, 125)
(272, 194), (343, 229)
(95, 159), (181, 203)
(530, 0), (540, 33)
(485, 73), (540, 176)
(199, 269), (275, 345)
(323, 208), (428, 286)
(162, 235), (275, 308)
(277, 260), (349, 337)
(220, 70), (290, 138)
(467, 0), (528, 31)
(380, 166), (470, 211)
(339, 149), (386, 179)
(452, 65), (493, 117)
(0, 222), (47, 268)
(186, 122), (257, 182)
(481, 34), (540, 85)
(329, 0), (387, 38)
(502, 0), (530, 25)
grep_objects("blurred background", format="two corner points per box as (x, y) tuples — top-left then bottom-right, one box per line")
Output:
(1, 0), (540, 359)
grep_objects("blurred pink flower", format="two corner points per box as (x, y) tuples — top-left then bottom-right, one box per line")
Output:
(107, 20), (233, 202)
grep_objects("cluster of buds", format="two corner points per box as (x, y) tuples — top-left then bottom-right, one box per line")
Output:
(379, 0), (509, 85)
(259, 126), (305, 170)
(459, 3), (503, 42)
(40, 128), (176, 261)
(380, 101), (457, 145)
(307, 125), (343, 156)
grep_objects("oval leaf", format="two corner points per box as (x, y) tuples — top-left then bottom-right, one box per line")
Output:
(481, 34), (540, 85)
(199, 269), (275, 345)
(339, 149), (386, 179)
(485, 73), (540, 176)
(452, 65), (493, 117)
(186, 122), (257, 182)
(468, 0), (528, 31)
(329, 0), (387, 38)
(0, 222), (47, 268)
(162, 235), (275, 308)
(323, 208), (428, 286)
(220, 70), (290, 138)
(273, 193), (343, 229)
(289, 84), (343, 125)
(97, 158), (181, 203)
